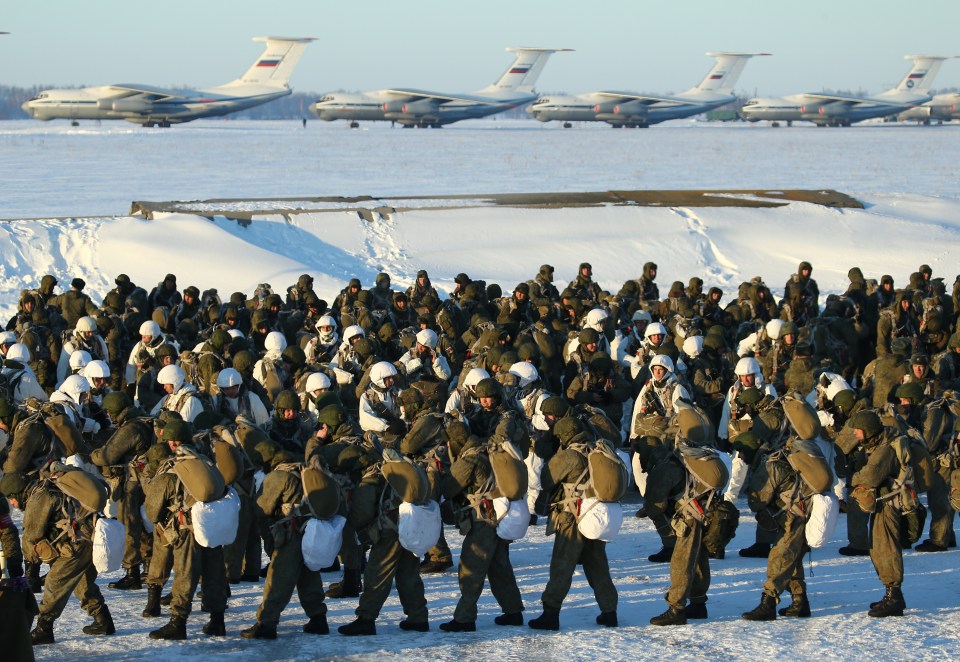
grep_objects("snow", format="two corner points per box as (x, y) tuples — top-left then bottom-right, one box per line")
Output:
(3, 117), (960, 660)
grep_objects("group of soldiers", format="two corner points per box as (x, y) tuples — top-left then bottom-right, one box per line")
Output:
(0, 259), (958, 650)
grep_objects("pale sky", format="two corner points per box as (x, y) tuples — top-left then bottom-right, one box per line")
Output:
(4, 1), (959, 96)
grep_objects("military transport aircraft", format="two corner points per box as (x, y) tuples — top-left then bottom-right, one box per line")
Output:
(740, 56), (954, 127)
(22, 37), (313, 127)
(899, 92), (960, 124)
(525, 52), (769, 128)
(309, 47), (571, 128)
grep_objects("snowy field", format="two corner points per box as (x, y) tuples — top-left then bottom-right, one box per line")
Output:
(2, 117), (960, 660)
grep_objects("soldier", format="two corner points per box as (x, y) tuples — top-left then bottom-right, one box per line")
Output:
(566, 352), (629, 429)
(534, 264), (560, 302)
(145, 419), (228, 640)
(7, 467), (115, 645)
(57, 316), (109, 384)
(2, 343), (49, 405)
(528, 416), (618, 631)
(568, 262), (602, 305)
(741, 438), (813, 621)
(89, 391), (154, 592)
(338, 447), (431, 635)
(267, 389), (316, 455)
(629, 354), (691, 444)
(782, 261), (820, 323)
(638, 262), (659, 304)
(849, 410), (908, 617)
(150, 364), (205, 423)
(241, 451), (329, 639)
(50, 278), (98, 329)
(211, 367), (270, 428)
(407, 270), (439, 309)
(359, 361), (405, 439)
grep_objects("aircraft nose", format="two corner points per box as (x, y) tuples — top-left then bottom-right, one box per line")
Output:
(21, 100), (35, 117)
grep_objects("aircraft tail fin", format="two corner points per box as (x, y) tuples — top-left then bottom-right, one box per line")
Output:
(892, 56), (952, 93)
(230, 37), (315, 87)
(478, 47), (573, 95)
(692, 52), (770, 94)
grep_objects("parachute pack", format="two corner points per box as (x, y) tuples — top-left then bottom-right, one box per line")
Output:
(677, 443), (730, 494)
(787, 439), (834, 495)
(300, 461), (341, 520)
(562, 438), (630, 541)
(211, 427), (245, 486)
(782, 395), (822, 441)
(170, 446), (226, 505)
(381, 447), (431, 505)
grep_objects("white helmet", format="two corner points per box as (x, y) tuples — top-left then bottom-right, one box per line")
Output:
(82, 360), (111, 379)
(157, 364), (186, 392)
(315, 315), (338, 343)
(75, 316), (98, 334)
(508, 362), (539, 388)
(644, 322), (668, 339)
(735, 357), (762, 377)
(0, 331), (17, 346)
(765, 318), (785, 341)
(305, 371), (332, 393)
(631, 310), (652, 324)
(682, 336), (704, 359)
(343, 325), (365, 343)
(264, 331), (287, 353)
(59, 374), (91, 405)
(69, 350), (92, 371)
(649, 354), (675, 373)
(415, 328), (438, 350)
(216, 367), (242, 388)
(227, 329), (245, 340)
(584, 308), (609, 332)
(370, 361), (398, 389)
(5, 343), (31, 363)
(462, 367), (490, 394)
(139, 320), (162, 338)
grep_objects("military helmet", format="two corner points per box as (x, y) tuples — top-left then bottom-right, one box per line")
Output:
(554, 416), (585, 445)
(162, 419), (193, 443)
(305, 371), (331, 392)
(0, 472), (29, 500)
(274, 389), (301, 414)
(101, 391), (133, 417)
(833, 389), (856, 415)
(474, 378), (501, 400)
(316, 405), (346, 432)
(75, 316), (98, 333)
(398, 387), (425, 415)
(850, 410), (883, 439)
(210, 329), (232, 351)
(578, 328), (601, 345)
(736, 386), (763, 407)
(780, 321), (799, 336)
(732, 431), (761, 454)
(282, 345), (306, 369)
(540, 396), (570, 418)
(154, 343), (177, 361)
(895, 381), (925, 405)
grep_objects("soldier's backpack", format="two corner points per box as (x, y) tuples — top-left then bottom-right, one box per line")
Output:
(381, 448), (431, 505)
(300, 461), (341, 520)
(561, 438), (629, 541)
(170, 446), (226, 505)
(52, 465), (108, 514)
(678, 443), (730, 494)
(302, 515), (347, 571)
(675, 401), (715, 446)
(191, 486), (241, 548)
(92, 516), (125, 573)
(258, 358), (285, 403)
(488, 440), (528, 500)
(212, 428), (245, 486)
(922, 395), (958, 454)
(786, 439), (839, 548)
(575, 404), (622, 445)
(782, 395), (822, 441)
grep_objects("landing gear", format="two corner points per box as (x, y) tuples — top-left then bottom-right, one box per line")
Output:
(562, 122), (572, 128)
(70, 120), (79, 127)
(349, 121), (359, 129)
(771, 121), (781, 128)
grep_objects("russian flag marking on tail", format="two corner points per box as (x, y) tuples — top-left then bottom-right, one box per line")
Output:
(509, 67), (530, 74)
(257, 59), (281, 67)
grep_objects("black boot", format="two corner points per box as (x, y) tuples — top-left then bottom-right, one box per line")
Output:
(109, 566), (143, 590)
(241, 622), (277, 639)
(685, 602), (708, 620)
(82, 606), (116, 635)
(914, 539), (947, 553)
(325, 568), (361, 598)
(838, 545), (869, 557)
(868, 587), (905, 617)
(25, 561), (42, 593)
(778, 593), (811, 617)
(738, 542), (772, 558)
(439, 619), (476, 632)
(420, 558), (454, 574)
(143, 585), (162, 618)
(494, 612), (523, 626)
(203, 611), (226, 636)
(338, 618), (377, 636)
(647, 546), (674, 563)
(742, 593), (778, 621)
(160, 592), (173, 606)
(596, 611), (618, 627)
(303, 614), (329, 635)
(149, 615), (187, 640)
(650, 605), (687, 626)
(399, 619), (429, 632)
(528, 610), (560, 631)
(31, 616), (55, 645)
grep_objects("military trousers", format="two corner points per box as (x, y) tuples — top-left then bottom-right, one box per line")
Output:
(256, 531), (327, 627)
(869, 501), (903, 588)
(169, 531), (228, 619)
(356, 530), (427, 623)
(38, 541), (108, 621)
(540, 511), (617, 614)
(927, 462), (956, 547)
(225, 490), (255, 580)
(121, 480), (146, 569)
(762, 513), (807, 598)
(145, 528), (173, 587)
(452, 519), (524, 623)
(665, 516), (710, 609)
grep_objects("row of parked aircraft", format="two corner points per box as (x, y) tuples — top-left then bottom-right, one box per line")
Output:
(17, 36), (960, 128)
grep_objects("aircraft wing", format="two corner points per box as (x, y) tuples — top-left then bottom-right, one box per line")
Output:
(800, 93), (912, 108)
(382, 88), (504, 104)
(108, 84), (194, 101)
(592, 91), (708, 106)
